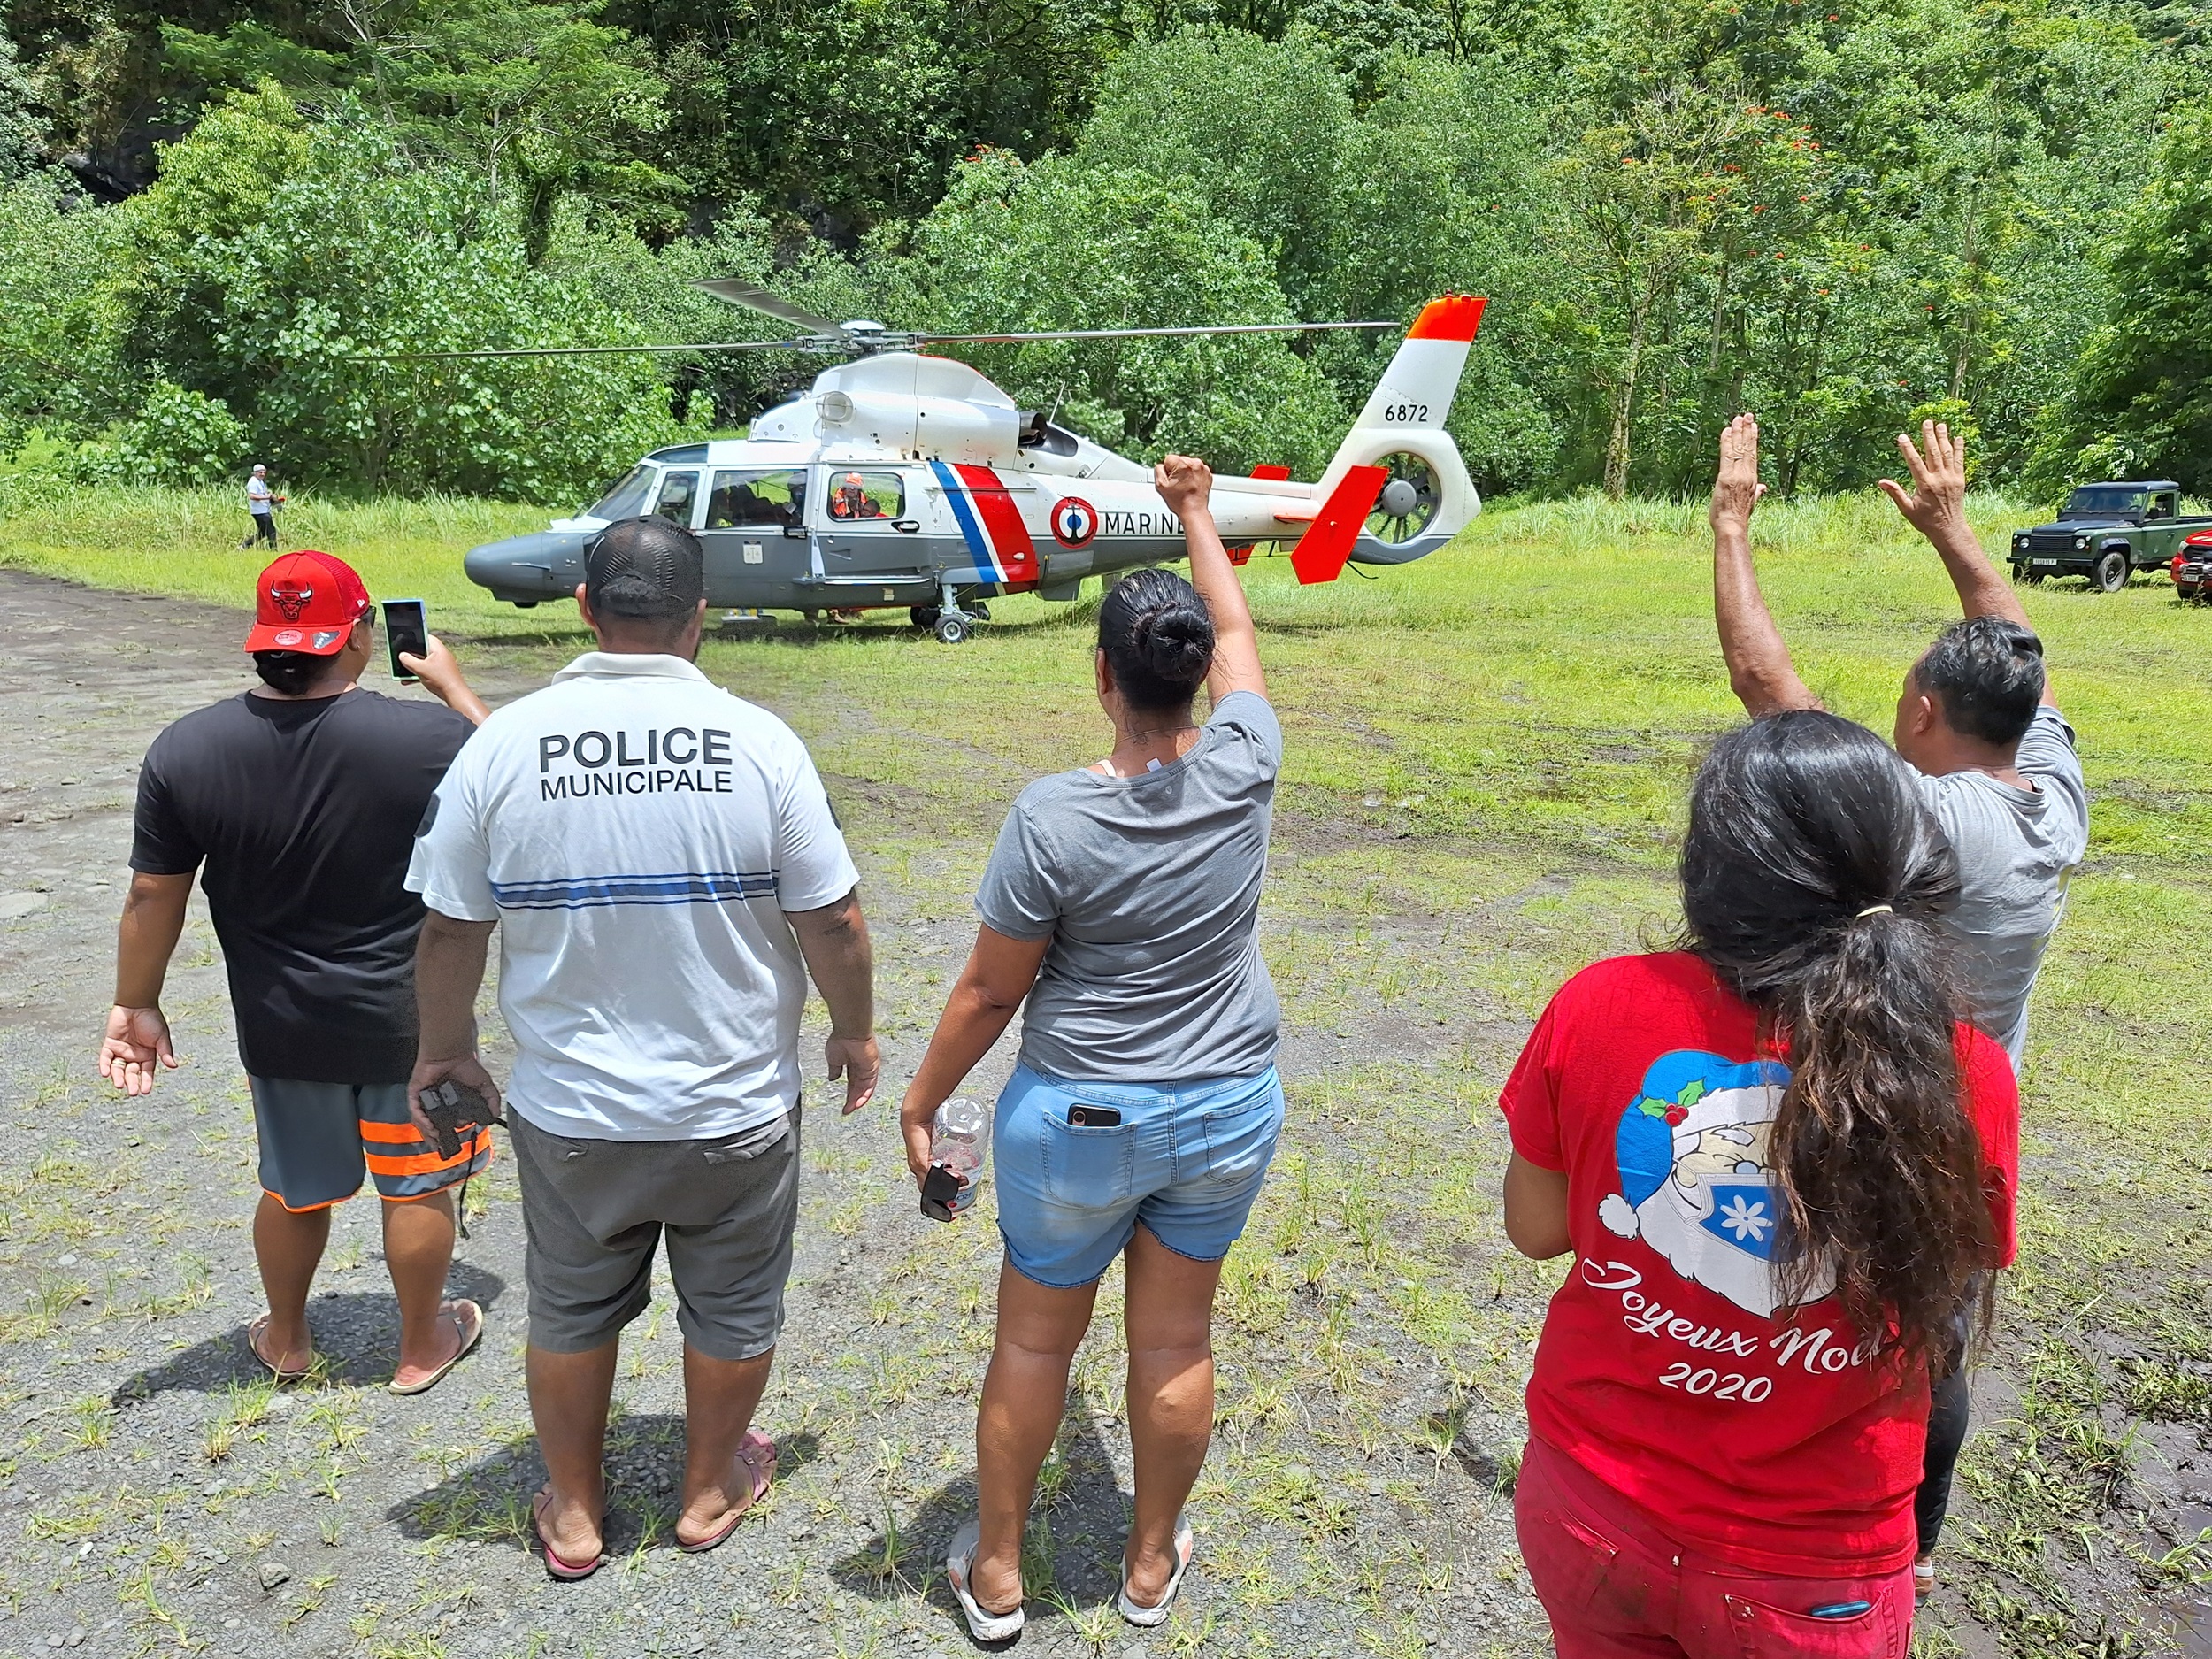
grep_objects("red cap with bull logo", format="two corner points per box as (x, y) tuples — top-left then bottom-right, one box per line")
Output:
(244, 550), (373, 655)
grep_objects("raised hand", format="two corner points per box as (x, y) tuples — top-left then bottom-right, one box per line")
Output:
(399, 632), (491, 725)
(1154, 454), (1215, 520)
(99, 1003), (178, 1096)
(1709, 413), (1768, 534)
(1878, 420), (1969, 537)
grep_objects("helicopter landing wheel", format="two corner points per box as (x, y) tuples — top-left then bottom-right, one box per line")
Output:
(933, 612), (972, 645)
(910, 604), (940, 630)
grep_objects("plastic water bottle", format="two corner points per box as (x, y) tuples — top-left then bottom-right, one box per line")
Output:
(931, 1096), (990, 1214)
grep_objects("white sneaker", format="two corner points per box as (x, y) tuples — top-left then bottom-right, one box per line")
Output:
(946, 1518), (1025, 1642)
(1117, 1515), (1194, 1628)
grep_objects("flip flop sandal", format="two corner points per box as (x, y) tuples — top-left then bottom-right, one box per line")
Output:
(1914, 1555), (1937, 1602)
(533, 1488), (604, 1582)
(678, 1429), (777, 1553)
(245, 1315), (312, 1384)
(388, 1299), (483, 1396)
(946, 1517), (1025, 1642)
(1117, 1515), (1194, 1629)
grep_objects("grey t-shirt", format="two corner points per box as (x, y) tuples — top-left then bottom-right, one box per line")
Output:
(976, 690), (1282, 1083)
(1915, 705), (2089, 1067)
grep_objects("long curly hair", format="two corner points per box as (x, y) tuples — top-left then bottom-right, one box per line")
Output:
(1681, 710), (1993, 1356)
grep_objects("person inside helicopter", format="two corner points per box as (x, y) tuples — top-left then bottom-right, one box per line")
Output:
(706, 480), (763, 528)
(830, 472), (882, 521)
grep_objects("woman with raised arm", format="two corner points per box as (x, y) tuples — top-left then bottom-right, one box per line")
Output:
(901, 455), (1281, 1641)
(1500, 713), (2021, 1656)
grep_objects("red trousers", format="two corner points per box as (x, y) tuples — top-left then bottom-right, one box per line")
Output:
(1514, 1438), (1915, 1658)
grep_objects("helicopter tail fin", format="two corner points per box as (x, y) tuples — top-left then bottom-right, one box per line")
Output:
(1291, 465), (1389, 585)
(1350, 296), (1486, 434)
(1313, 295), (1486, 565)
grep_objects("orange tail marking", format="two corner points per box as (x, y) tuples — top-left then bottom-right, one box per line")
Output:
(1290, 465), (1388, 586)
(1406, 295), (1488, 342)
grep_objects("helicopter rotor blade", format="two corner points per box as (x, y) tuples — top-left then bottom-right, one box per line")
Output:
(348, 315), (1406, 363)
(692, 278), (849, 336)
(351, 339), (833, 361)
(911, 320), (1399, 345)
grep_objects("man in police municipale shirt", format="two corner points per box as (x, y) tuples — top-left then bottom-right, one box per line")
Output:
(405, 517), (879, 1580)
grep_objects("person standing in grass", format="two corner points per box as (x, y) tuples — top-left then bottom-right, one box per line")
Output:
(899, 455), (1284, 1641)
(1708, 416), (2088, 1599)
(1502, 713), (2020, 1657)
(241, 463), (283, 549)
(405, 515), (879, 1581)
(99, 549), (494, 1394)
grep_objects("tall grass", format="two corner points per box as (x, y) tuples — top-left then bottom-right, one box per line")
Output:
(0, 483), (552, 634)
(1479, 488), (2038, 557)
(0, 478), (2116, 654)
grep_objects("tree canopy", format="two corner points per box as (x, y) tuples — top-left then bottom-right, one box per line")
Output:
(0, 0), (2204, 502)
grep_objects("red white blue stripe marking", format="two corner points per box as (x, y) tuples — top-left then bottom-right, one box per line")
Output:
(931, 461), (1038, 585)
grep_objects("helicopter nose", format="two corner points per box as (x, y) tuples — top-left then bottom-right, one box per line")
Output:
(464, 530), (589, 601)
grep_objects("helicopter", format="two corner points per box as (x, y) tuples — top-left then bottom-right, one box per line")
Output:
(449, 283), (1488, 643)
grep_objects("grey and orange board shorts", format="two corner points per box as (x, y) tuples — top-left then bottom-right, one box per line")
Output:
(248, 1078), (492, 1211)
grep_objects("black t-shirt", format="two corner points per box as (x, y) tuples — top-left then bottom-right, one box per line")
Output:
(131, 688), (475, 1084)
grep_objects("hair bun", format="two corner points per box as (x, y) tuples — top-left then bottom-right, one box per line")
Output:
(1096, 568), (1215, 710)
(1133, 603), (1213, 687)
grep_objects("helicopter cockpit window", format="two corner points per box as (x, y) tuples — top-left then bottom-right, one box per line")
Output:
(826, 471), (904, 522)
(653, 470), (702, 525)
(584, 464), (655, 523)
(705, 469), (806, 529)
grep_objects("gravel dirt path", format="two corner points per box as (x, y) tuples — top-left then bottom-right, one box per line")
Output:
(0, 571), (1545, 1659)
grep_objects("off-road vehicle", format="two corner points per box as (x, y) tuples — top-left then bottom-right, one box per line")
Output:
(2009, 482), (2212, 593)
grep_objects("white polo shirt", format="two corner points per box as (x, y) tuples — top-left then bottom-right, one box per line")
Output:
(405, 651), (859, 1140)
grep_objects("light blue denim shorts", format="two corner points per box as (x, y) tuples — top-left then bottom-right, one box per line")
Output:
(993, 1064), (1286, 1289)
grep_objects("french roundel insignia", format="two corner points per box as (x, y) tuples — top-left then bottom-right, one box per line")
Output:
(1051, 496), (1098, 549)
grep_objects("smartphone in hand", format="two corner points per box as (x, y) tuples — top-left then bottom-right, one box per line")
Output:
(382, 598), (427, 682)
(919, 1164), (966, 1223)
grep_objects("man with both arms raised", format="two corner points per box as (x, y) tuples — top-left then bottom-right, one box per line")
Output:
(1709, 415), (2089, 1601)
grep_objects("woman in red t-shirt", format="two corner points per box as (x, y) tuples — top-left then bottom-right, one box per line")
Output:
(1500, 711), (2019, 1658)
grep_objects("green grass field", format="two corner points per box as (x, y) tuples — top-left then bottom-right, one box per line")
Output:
(6, 482), (2210, 1654)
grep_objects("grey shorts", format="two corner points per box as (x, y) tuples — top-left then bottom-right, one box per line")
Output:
(510, 1110), (801, 1362)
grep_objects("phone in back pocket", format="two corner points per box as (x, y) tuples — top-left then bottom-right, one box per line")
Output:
(1067, 1104), (1123, 1127)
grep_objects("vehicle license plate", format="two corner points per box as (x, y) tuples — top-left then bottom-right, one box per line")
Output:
(2030, 558), (2058, 567)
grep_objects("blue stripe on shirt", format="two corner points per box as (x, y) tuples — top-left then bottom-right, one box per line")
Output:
(489, 871), (780, 909)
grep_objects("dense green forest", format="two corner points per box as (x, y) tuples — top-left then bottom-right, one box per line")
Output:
(2, 0), (2209, 505)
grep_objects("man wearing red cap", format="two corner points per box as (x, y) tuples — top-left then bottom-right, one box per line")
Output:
(99, 550), (496, 1394)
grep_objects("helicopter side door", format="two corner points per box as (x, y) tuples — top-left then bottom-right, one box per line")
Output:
(815, 467), (935, 588)
(698, 466), (810, 607)
(650, 467), (703, 526)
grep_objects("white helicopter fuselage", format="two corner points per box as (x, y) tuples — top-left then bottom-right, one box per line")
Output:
(464, 296), (1487, 626)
